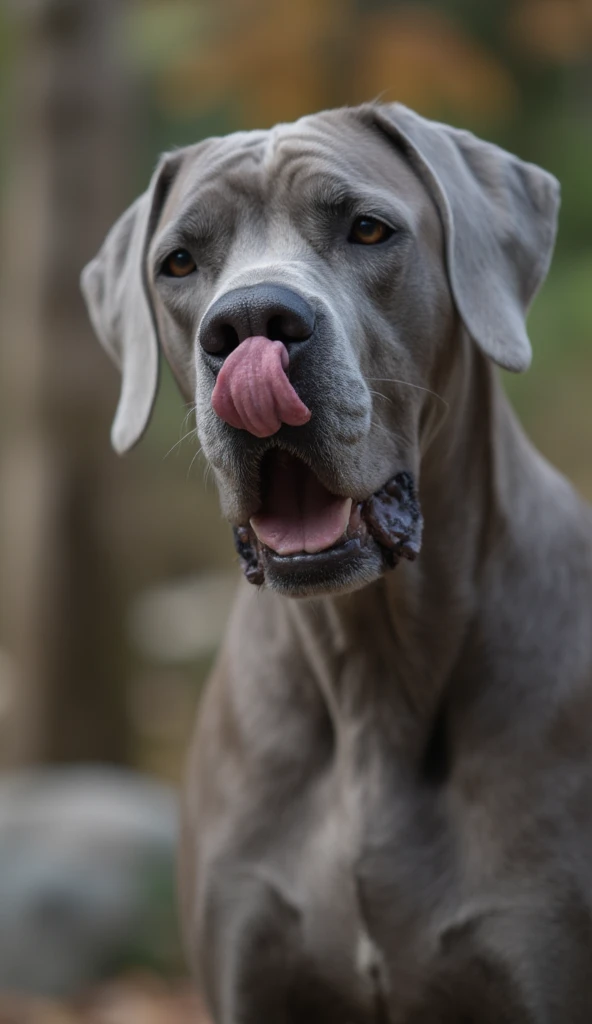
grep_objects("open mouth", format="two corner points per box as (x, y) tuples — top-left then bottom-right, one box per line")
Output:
(233, 452), (423, 592)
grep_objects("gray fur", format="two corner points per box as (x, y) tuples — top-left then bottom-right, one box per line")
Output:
(82, 104), (592, 1022)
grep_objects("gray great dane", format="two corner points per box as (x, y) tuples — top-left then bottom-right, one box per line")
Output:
(82, 104), (592, 1022)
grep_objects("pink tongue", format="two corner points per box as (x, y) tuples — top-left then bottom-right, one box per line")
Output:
(211, 336), (311, 438)
(250, 455), (352, 555)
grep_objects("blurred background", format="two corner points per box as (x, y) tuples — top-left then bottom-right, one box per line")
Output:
(0, 0), (590, 1018)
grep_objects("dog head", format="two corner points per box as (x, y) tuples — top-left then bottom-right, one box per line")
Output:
(81, 104), (559, 597)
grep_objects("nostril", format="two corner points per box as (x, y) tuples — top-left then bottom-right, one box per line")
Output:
(220, 324), (240, 355)
(267, 315), (293, 345)
(202, 323), (240, 358)
(266, 312), (315, 345)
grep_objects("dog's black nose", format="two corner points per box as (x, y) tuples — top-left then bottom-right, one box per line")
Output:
(199, 284), (315, 357)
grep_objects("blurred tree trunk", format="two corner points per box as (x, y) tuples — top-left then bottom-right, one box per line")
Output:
(0, 0), (133, 765)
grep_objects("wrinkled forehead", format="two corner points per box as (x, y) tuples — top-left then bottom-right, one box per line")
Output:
(158, 109), (426, 228)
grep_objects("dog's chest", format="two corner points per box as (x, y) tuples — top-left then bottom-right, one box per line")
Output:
(201, 738), (453, 1021)
(204, 729), (455, 1020)
(282, 752), (454, 1021)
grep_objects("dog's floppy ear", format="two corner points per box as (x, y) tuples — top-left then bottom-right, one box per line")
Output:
(372, 104), (560, 372)
(80, 153), (181, 453)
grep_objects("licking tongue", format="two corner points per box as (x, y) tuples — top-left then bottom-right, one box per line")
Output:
(211, 335), (311, 438)
(250, 454), (352, 556)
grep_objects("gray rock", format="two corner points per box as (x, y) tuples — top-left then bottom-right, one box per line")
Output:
(0, 766), (181, 995)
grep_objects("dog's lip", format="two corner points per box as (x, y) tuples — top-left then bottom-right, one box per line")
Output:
(234, 513), (375, 587)
(262, 535), (375, 576)
(234, 470), (424, 587)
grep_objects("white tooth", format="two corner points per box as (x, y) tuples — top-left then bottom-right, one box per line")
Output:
(249, 517), (263, 542)
(340, 497), (353, 534)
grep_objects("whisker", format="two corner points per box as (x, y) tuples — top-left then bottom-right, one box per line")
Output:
(164, 428), (197, 460)
(367, 389), (393, 405)
(181, 403), (197, 432)
(366, 377), (449, 410)
(186, 446), (204, 482)
(164, 420), (198, 460)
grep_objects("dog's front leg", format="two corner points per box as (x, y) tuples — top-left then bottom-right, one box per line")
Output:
(196, 867), (302, 1024)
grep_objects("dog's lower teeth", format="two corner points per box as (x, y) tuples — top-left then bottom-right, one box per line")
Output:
(349, 503), (363, 531)
(346, 502), (367, 542)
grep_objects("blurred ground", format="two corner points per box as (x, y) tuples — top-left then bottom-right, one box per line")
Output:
(0, 975), (209, 1024)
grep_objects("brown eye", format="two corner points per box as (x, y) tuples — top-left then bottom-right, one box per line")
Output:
(163, 249), (196, 277)
(349, 216), (393, 245)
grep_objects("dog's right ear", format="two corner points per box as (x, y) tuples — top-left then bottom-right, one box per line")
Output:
(81, 153), (181, 454)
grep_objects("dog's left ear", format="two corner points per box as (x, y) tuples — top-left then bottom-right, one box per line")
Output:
(81, 152), (182, 453)
(371, 104), (560, 372)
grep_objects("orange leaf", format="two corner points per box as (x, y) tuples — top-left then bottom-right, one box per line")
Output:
(352, 6), (516, 120)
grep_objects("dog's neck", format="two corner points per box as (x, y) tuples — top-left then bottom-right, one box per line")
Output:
(280, 334), (530, 749)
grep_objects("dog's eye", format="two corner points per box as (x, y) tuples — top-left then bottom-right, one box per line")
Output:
(162, 249), (197, 278)
(349, 217), (393, 245)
